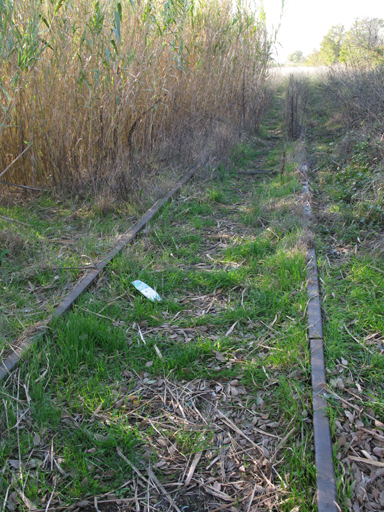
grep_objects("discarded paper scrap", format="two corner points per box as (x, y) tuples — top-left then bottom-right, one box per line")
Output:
(132, 280), (162, 302)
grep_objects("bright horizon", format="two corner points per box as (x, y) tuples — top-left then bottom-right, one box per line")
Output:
(263, 0), (384, 63)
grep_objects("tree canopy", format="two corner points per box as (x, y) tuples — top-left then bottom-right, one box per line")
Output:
(319, 25), (345, 65)
(287, 50), (305, 65)
(304, 18), (384, 66)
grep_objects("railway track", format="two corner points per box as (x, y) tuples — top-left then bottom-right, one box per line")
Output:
(0, 167), (197, 380)
(302, 167), (338, 512)
(0, 141), (339, 510)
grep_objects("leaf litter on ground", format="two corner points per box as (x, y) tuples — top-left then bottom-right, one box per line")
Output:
(0, 118), (316, 510)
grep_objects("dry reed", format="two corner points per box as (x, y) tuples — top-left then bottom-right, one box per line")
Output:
(0, 0), (272, 198)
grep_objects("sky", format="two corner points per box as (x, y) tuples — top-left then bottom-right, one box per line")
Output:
(263, 0), (384, 63)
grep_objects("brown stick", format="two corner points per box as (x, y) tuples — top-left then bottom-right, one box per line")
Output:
(0, 145), (32, 180)
(270, 426), (296, 464)
(185, 450), (203, 486)
(40, 266), (96, 272)
(147, 466), (182, 512)
(216, 410), (265, 457)
(246, 483), (257, 512)
(209, 500), (239, 512)
(238, 170), (275, 175)
(0, 180), (42, 192)
(0, 215), (31, 227)
(280, 149), (286, 178)
(349, 456), (384, 468)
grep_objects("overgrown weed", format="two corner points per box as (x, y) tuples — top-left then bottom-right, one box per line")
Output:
(0, 119), (316, 509)
(296, 62), (384, 509)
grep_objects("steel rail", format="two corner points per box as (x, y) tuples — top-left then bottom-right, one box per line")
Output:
(0, 159), (339, 512)
(302, 170), (338, 512)
(0, 167), (197, 380)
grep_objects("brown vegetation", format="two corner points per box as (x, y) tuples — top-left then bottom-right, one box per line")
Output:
(0, 0), (272, 199)
(0, 229), (25, 257)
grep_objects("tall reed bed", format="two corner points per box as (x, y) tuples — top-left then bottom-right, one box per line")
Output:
(0, 0), (272, 197)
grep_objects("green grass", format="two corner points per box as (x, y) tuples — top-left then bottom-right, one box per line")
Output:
(303, 75), (384, 509)
(316, 253), (384, 507)
(0, 188), (167, 353)
(0, 107), (317, 510)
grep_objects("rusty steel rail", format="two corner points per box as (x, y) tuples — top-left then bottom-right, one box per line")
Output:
(0, 159), (339, 511)
(303, 170), (338, 512)
(307, 249), (338, 512)
(0, 167), (197, 380)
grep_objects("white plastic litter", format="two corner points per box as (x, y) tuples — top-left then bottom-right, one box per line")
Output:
(132, 280), (162, 302)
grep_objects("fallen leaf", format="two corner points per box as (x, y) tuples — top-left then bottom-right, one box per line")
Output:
(75, 501), (91, 508)
(257, 397), (265, 409)
(16, 490), (37, 511)
(205, 485), (233, 501)
(94, 433), (109, 442)
(225, 321), (238, 337)
(115, 398), (125, 409)
(102, 470), (115, 479)
(8, 459), (22, 470)
(28, 459), (42, 469)
(6, 492), (18, 512)
(345, 411), (354, 423)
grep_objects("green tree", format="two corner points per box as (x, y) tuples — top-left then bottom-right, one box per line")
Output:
(287, 50), (305, 65)
(305, 49), (320, 66)
(318, 24), (345, 65)
(340, 18), (384, 64)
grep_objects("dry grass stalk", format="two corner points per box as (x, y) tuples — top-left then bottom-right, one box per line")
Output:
(328, 375), (384, 510)
(0, 0), (272, 198)
(0, 229), (26, 256)
(101, 374), (287, 510)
